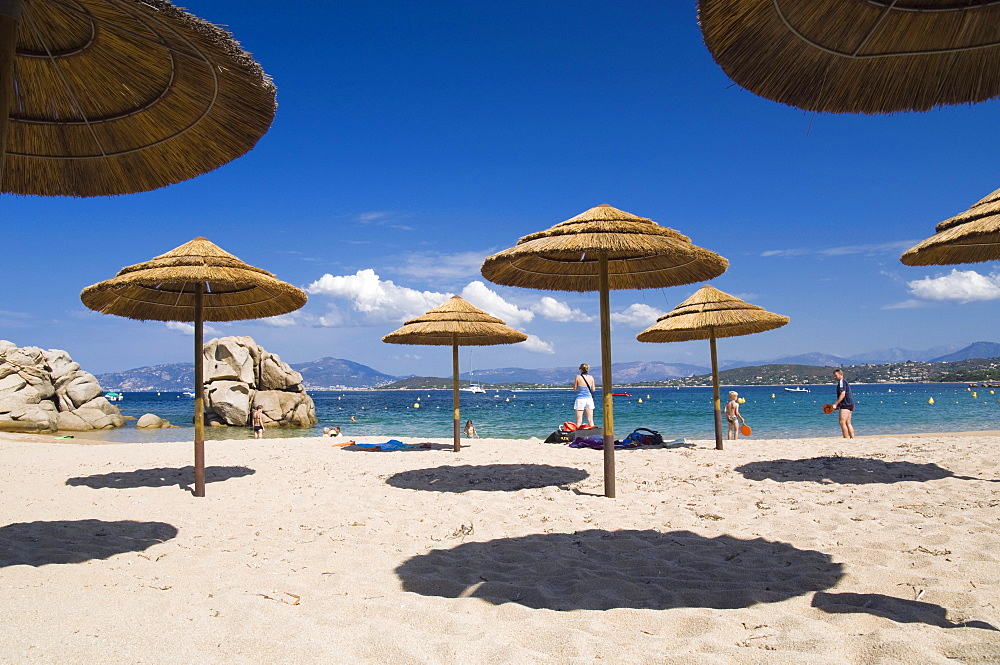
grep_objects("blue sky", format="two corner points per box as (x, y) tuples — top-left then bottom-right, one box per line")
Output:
(3, 1), (999, 377)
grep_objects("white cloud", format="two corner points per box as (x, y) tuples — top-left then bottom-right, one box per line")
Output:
(532, 296), (592, 322)
(166, 321), (221, 336)
(611, 303), (665, 327)
(307, 269), (449, 325)
(460, 281), (535, 327)
(520, 334), (555, 354)
(260, 315), (298, 327)
(882, 299), (924, 310)
(762, 240), (918, 258)
(355, 210), (414, 231)
(907, 269), (1000, 304)
(396, 250), (488, 280)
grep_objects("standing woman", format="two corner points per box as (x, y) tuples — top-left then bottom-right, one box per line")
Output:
(573, 363), (597, 429)
(832, 368), (855, 439)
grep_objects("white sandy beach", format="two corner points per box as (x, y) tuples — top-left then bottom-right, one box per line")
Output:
(0, 430), (998, 664)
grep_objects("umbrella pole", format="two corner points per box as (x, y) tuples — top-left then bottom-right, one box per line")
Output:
(193, 284), (206, 497)
(710, 329), (723, 451)
(0, 1), (22, 191)
(452, 339), (460, 452)
(599, 254), (615, 498)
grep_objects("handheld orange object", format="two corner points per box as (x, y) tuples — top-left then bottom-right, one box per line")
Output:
(740, 424), (752, 436)
(822, 404), (834, 414)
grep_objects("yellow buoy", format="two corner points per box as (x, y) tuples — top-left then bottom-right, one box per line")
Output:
(972, 392), (978, 398)
(413, 403), (420, 409)
(416, 396), (421, 401)
(737, 397), (746, 404)
(646, 395), (651, 399)
(771, 394), (775, 398)
(638, 398), (643, 403)
(991, 391), (995, 395)
(928, 397), (935, 404)
(887, 389), (892, 393)
(505, 397), (510, 402)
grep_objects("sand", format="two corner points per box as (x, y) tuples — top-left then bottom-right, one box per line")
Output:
(0, 430), (998, 664)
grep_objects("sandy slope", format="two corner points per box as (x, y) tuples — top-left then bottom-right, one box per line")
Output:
(0, 431), (998, 664)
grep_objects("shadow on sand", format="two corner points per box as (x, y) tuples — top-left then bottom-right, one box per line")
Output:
(735, 457), (991, 485)
(813, 592), (998, 631)
(386, 463), (588, 493)
(396, 529), (842, 610)
(0, 519), (178, 567)
(66, 465), (255, 491)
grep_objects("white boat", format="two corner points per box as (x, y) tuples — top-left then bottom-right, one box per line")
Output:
(182, 391), (196, 397)
(461, 385), (486, 394)
(104, 391), (123, 401)
(783, 386), (811, 393)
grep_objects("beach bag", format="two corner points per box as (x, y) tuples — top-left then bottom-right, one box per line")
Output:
(629, 427), (663, 446)
(544, 430), (573, 443)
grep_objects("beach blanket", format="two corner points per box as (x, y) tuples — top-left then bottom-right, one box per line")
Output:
(567, 435), (684, 450)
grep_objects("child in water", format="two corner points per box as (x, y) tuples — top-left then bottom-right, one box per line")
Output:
(725, 391), (746, 440)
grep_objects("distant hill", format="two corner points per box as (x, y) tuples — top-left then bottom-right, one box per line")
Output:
(930, 342), (1000, 363)
(461, 361), (708, 385)
(645, 356), (1000, 387)
(97, 358), (398, 391)
(96, 363), (194, 391)
(289, 357), (398, 388)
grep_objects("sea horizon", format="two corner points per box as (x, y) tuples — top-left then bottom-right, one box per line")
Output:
(58, 382), (1000, 444)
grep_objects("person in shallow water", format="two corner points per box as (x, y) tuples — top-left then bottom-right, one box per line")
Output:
(832, 368), (855, 439)
(572, 363), (596, 429)
(252, 405), (265, 439)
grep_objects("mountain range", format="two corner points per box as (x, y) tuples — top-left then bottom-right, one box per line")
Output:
(95, 342), (1000, 390)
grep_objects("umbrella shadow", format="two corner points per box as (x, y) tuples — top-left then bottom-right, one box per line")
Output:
(735, 457), (994, 485)
(396, 529), (842, 610)
(386, 463), (588, 493)
(812, 592), (998, 631)
(0, 519), (178, 568)
(66, 465), (255, 491)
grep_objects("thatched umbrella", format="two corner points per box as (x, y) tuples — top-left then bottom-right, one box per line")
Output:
(481, 204), (728, 497)
(382, 296), (528, 452)
(699, 0), (1000, 114)
(637, 285), (789, 451)
(901, 187), (1000, 266)
(0, 0), (275, 196)
(80, 237), (306, 497)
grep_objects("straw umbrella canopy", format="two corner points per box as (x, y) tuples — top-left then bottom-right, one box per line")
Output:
(0, 0), (276, 196)
(481, 204), (728, 497)
(637, 285), (789, 451)
(699, 0), (1000, 114)
(80, 237), (307, 497)
(382, 296), (528, 452)
(901, 187), (1000, 266)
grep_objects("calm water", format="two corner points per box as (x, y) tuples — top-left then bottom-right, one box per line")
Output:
(70, 384), (1000, 443)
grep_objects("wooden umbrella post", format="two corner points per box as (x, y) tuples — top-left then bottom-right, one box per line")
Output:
(0, 0), (22, 190)
(193, 283), (206, 497)
(452, 337), (460, 452)
(599, 254), (615, 498)
(710, 329), (723, 451)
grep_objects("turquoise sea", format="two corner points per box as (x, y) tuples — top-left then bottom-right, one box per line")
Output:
(71, 383), (1000, 443)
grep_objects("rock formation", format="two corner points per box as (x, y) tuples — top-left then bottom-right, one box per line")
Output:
(136, 413), (176, 429)
(0, 341), (125, 432)
(202, 336), (316, 428)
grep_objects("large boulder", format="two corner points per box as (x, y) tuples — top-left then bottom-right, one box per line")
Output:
(136, 413), (165, 429)
(204, 337), (256, 385)
(202, 336), (316, 428)
(206, 380), (252, 426)
(0, 341), (124, 433)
